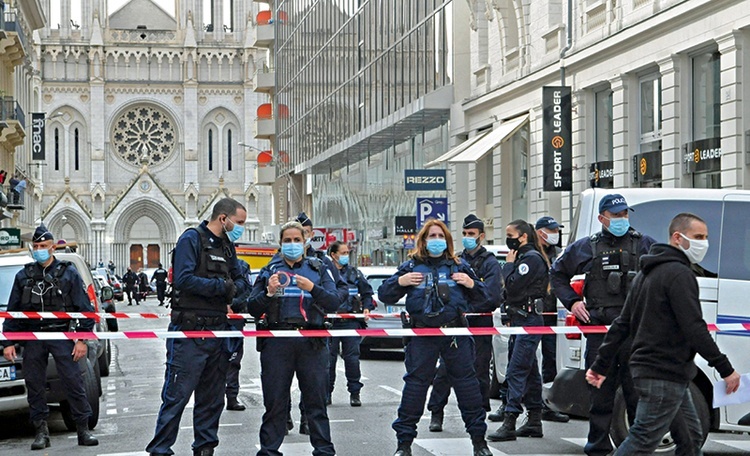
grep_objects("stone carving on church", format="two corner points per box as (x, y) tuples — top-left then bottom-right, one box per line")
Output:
(111, 104), (176, 166)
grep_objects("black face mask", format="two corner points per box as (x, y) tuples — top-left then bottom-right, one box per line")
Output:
(506, 236), (521, 251)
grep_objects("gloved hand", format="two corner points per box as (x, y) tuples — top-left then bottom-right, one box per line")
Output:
(224, 278), (236, 304)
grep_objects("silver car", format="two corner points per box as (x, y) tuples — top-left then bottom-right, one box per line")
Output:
(357, 266), (404, 356)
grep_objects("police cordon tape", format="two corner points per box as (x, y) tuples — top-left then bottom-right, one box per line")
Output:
(0, 311), (558, 320)
(1, 324), (749, 341)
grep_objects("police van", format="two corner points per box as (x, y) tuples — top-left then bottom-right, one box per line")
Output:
(545, 188), (750, 452)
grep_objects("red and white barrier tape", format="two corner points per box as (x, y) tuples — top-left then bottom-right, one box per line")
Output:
(1, 323), (748, 340)
(0, 311), (557, 320)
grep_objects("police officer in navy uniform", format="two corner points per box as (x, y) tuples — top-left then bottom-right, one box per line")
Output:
(427, 214), (502, 432)
(151, 263), (169, 306)
(488, 220), (550, 442)
(248, 221), (340, 456)
(2, 224), (99, 450)
(378, 219), (493, 456)
(123, 267), (139, 305)
(225, 259), (252, 411)
(327, 240), (374, 407)
(550, 194), (656, 456)
(534, 216), (570, 423)
(146, 198), (246, 456)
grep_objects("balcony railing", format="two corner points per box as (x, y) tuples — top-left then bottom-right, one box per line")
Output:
(0, 97), (24, 128)
(2, 11), (27, 54)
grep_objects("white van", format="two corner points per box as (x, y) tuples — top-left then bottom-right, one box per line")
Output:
(545, 188), (750, 453)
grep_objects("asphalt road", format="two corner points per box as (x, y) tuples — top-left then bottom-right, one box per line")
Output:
(1, 296), (749, 455)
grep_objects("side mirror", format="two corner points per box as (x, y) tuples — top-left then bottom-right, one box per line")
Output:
(101, 286), (114, 301)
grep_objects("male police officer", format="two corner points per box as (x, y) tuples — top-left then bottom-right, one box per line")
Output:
(2, 224), (99, 450)
(146, 198), (246, 456)
(151, 263), (169, 306)
(550, 194), (656, 456)
(534, 216), (570, 423)
(123, 267), (139, 305)
(427, 214), (502, 432)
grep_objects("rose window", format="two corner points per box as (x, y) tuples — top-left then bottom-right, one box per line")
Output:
(111, 105), (176, 165)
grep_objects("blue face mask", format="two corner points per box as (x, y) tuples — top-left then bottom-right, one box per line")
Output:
(32, 248), (51, 264)
(281, 242), (304, 260)
(225, 221), (245, 243)
(462, 236), (478, 250)
(338, 255), (349, 266)
(606, 217), (630, 237)
(426, 239), (447, 256)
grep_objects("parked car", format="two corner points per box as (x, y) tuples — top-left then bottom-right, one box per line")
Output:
(0, 247), (110, 431)
(97, 267), (124, 301)
(358, 266), (404, 356)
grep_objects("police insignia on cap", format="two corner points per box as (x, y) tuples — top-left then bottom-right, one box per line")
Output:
(518, 264), (529, 275)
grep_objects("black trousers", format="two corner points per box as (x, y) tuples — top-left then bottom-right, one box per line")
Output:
(428, 335), (493, 412)
(156, 282), (167, 304)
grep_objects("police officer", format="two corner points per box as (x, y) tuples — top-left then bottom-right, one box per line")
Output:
(151, 263), (169, 306)
(378, 219), (493, 456)
(138, 268), (150, 301)
(327, 240), (374, 407)
(1, 224), (99, 450)
(487, 220), (550, 442)
(225, 259), (252, 411)
(146, 198), (246, 456)
(534, 216), (570, 423)
(123, 267), (139, 305)
(427, 214), (502, 432)
(248, 221), (340, 456)
(550, 194), (656, 456)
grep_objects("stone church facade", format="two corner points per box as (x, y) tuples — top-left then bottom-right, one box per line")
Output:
(34, 0), (271, 273)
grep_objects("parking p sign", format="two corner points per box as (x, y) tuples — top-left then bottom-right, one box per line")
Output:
(416, 198), (448, 229)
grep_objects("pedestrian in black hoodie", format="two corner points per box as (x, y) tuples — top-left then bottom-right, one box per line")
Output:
(586, 213), (740, 455)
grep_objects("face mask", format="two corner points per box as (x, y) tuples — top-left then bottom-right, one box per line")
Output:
(506, 236), (521, 251)
(544, 232), (560, 246)
(281, 242), (305, 260)
(338, 255), (349, 266)
(305, 237), (311, 247)
(426, 239), (447, 256)
(606, 217), (630, 237)
(32, 248), (51, 264)
(462, 237), (478, 250)
(679, 233), (709, 264)
(224, 220), (245, 243)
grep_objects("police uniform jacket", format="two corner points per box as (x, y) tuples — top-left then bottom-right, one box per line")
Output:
(334, 264), (375, 319)
(461, 246), (502, 327)
(2, 257), (94, 345)
(248, 255), (340, 328)
(151, 267), (169, 284)
(122, 270), (138, 288)
(172, 221), (242, 317)
(550, 228), (656, 311)
(501, 244), (549, 309)
(230, 260), (253, 329)
(306, 245), (349, 305)
(378, 256), (488, 328)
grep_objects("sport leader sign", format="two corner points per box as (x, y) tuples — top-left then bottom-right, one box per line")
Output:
(542, 87), (572, 191)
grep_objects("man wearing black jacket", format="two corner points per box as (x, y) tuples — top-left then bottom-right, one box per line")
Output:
(587, 213), (740, 455)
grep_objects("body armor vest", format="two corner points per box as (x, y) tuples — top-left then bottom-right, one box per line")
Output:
(21, 261), (73, 331)
(584, 230), (642, 309)
(261, 257), (327, 328)
(338, 266), (363, 313)
(406, 259), (468, 327)
(173, 225), (232, 314)
(506, 250), (549, 307)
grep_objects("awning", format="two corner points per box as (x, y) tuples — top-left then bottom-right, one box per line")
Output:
(424, 130), (490, 168)
(448, 114), (529, 164)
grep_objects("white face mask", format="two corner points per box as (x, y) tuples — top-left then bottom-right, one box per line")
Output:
(544, 232), (559, 246)
(679, 233), (709, 264)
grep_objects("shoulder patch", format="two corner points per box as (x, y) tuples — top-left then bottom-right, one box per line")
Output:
(518, 263), (530, 275)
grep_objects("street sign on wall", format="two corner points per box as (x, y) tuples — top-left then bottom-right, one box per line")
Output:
(0, 228), (21, 247)
(405, 169), (447, 191)
(416, 198), (448, 229)
(31, 113), (45, 161)
(395, 216), (417, 235)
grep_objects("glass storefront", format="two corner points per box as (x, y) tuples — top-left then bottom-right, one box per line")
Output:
(690, 51), (721, 188)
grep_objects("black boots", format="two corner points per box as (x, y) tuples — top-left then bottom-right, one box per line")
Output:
(542, 405), (570, 422)
(285, 414), (294, 435)
(193, 447), (214, 456)
(487, 412), (518, 442)
(76, 421), (99, 446)
(350, 392), (361, 407)
(393, 442), (412, 456)
(516, 408), (544, 438)
(31, 420), (50, 450)
(471, 435), (493, 456)
(487, 403), (505, 422)
(429, 409), (443, 432)
(299, 415), (309, 435)
(226, 396), (246, 411)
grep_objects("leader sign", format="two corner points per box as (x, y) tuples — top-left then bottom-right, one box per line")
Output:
(542, 87), (572, 191)
(31, 113), (46, 161)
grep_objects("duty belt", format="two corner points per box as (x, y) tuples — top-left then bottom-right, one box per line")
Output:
(413, 317), (466, 329)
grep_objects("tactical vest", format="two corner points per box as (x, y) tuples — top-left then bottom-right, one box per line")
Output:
(261, 257), (327, 328)
(338, 266), (363, 313)
(406, 259), (469, 327)
(153, 268), (168, 283)
(584, 230), (642, 309)
(21, 261), (72, 313)
(505, 249), (549, 307)
(173, 225), (233, 313)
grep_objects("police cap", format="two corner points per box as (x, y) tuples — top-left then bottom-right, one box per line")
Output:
(295, 212), (313, 227)
(598, 194), (631, 214)
(32, 224), (54, 242)
(535, 216), (563, 230)
(462, 214), (484, 231)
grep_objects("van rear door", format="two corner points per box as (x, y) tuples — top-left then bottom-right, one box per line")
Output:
(716, 194), (750, 426)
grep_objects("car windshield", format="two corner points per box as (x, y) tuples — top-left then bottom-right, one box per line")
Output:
(0, 265), (23, 311)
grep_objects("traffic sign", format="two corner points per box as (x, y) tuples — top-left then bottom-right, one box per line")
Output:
(416, 198), (448, 229)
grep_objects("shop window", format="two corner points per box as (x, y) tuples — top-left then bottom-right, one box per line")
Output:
(692, 52), (721, 141)
(595, 88), (613, 162)
(639, 74), (662, 150)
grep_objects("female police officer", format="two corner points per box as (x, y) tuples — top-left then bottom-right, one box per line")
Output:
(247, 221), (340, 456)
(488, 220), (550, 442)
(378, 219), (493, 456)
